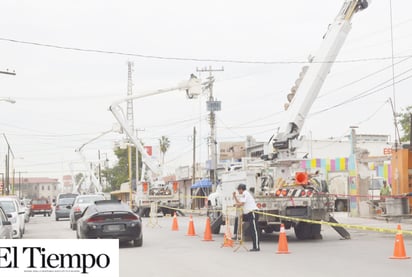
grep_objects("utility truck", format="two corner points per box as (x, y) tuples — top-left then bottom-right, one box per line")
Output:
(208, 0), (369, 240)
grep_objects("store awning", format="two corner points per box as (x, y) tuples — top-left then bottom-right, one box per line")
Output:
(191, 179), (212, 189)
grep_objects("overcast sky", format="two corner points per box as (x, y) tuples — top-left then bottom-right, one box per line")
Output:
(0, 0), (411, 180)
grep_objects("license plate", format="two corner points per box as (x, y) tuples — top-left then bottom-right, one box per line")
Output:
(104, 225), (125, 232)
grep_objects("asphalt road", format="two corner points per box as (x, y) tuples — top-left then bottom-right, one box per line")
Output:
(22, 212), (412, 277)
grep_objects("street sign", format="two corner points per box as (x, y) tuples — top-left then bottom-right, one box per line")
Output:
(207, 100), (221, 112)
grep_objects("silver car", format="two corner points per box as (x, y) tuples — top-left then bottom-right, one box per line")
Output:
(0, 206), (12, 239)
(69, 194), (105, 230)
(0, 198), (25, 238)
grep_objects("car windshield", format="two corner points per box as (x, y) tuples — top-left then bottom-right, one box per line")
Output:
(0, 201), (16, 213)
(32, 199), (48, 204)
(77, 196), (104, 204)
(58, 198), (75, 205)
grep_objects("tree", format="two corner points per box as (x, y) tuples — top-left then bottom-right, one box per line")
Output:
(102, 145), (142, 191)
(398, 106), (412, 142)
(159, 136), (171, 166)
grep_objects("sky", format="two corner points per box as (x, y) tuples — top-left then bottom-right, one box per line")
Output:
(0, 0), (411, 181)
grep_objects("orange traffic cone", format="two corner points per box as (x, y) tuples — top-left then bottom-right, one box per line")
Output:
(222, 233), (234, 247)
(390, 224), (410, 259)
(202, 217), (214, 241)
(171, 212), (179, 231)
(222, 216), (234, 247)
(186, 215), (196, 236)
(276, 224), (290, 254)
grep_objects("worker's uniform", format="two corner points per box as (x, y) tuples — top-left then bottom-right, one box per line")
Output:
(236, 190), (260, 251)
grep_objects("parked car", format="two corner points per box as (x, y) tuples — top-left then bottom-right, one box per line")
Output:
(69, 194), (105, 230)
(20, 199), (31, 223)
(76, 200), (143, 247)
(30, 198), (52, 217)
(0, 197), (26, 238)
(55, 197), (76, 221)
(0, 206), (12, 239)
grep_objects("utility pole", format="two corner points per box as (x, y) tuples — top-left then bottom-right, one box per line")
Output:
(350, 126), (359, 217)
(3, 134), (15, 195)
(196, 66), (223, 190)
(98, 150), (102, 186)
(192, 127), (196, 187)
(135, 128), (145, 183)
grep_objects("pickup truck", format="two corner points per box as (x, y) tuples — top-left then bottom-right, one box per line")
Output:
(30, 199), (52, 217)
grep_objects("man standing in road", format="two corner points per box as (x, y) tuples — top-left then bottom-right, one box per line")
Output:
(232, 183), (260, 252)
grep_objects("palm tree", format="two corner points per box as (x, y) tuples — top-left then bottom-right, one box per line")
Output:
(159, 136), (171, 167)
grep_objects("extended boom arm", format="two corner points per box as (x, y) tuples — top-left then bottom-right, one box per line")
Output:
(268, 0), (368, 160)
(109, 75), (203, 179)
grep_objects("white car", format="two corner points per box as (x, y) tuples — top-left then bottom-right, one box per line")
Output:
(0, 197), (26, 238)
(0, 206), (12, 239)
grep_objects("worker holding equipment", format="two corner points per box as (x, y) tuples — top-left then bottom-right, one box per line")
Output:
(233, 184), (260, 252)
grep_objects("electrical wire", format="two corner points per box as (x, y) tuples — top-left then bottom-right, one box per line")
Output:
(1, 37), (411, 65)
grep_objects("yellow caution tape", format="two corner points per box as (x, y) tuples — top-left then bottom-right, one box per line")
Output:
(255, 210), (412, 236)
(152, 202), (412, 236)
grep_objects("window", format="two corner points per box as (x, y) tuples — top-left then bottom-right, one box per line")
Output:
(48, 185), (50, 191)
(42, 186), (44, 191)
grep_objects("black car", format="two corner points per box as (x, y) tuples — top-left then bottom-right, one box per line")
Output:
(76, 200), (143, 247)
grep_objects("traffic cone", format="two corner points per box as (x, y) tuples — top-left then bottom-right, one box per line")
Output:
(202, 217), (214, 241)
(390, 224), (410, 259)
(186, 215), (196, 236)
(171, 212), (179, 231)
(276, 224), (290, 254)
(222, 233), (234, 247)
(222, 216), (234, 247)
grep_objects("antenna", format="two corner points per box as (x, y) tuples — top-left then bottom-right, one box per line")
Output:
(126, 61), (135, 133)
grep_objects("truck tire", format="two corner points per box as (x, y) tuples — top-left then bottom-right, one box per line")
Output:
(294, 222), (322, 240)
(207, 208), (223, 235)
(336, 200), (345, 212)
(263, 227), (274, 234)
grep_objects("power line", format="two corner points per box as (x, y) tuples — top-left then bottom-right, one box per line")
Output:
(1, 37), (411, 65)
(311, 71), (412, 116)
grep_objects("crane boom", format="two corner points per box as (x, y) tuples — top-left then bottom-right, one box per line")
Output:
(109, 75), (203, 179)
(270, 0), (368, 159)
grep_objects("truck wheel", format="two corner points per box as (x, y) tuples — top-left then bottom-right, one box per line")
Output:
(336, 201), (345, 212)
(294, 222), (322, 240)
(263, 227), (274, 234)
(207, 209), (222, 235)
